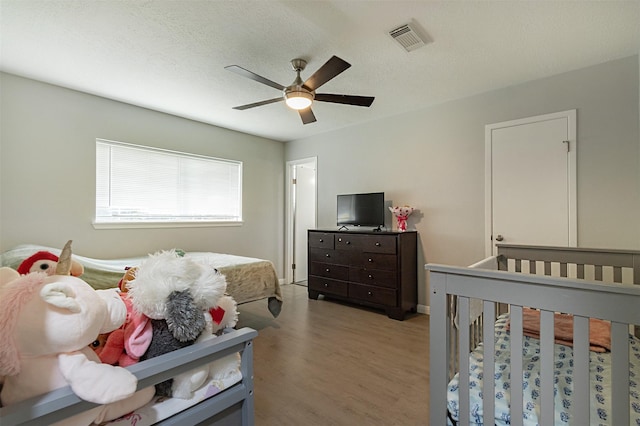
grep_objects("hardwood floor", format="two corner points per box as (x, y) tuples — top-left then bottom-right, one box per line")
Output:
(236, 283), (430, 426)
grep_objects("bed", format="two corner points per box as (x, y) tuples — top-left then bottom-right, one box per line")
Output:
(0, 327), (258, 426)
(1, 244), (283, 317)
(427, 244), (640, 426)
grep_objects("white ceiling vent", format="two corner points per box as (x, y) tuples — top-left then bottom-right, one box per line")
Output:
(389, 23), (428, 52)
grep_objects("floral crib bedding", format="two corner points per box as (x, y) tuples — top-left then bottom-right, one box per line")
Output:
(447, 314), (640, 426)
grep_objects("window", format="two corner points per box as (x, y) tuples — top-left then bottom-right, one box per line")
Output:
(95, 139), (242, 227)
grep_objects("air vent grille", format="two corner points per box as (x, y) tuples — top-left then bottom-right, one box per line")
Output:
(389, 23), (427, 52)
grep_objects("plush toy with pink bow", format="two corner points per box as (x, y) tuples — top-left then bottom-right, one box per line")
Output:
(389, 206), (415, 232)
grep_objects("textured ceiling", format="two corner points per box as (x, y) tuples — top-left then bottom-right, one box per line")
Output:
(1, 0), (639, 142)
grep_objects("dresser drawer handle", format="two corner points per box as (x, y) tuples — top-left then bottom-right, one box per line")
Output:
(367, 291), (373, 296)
(325, 268), (330, 272)
(325, 253), (330, 258)
(375, 242), (381, 247)
(338, 238), (342, 242)
(368, 274), (373, 279)
(324, 283), (329, 287)
(346, 241), (351, 245)
(319, 238), (324, 243)
(368, 258), (373, 262)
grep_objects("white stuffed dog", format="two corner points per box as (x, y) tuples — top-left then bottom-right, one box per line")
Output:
(126, 249), (231, 399)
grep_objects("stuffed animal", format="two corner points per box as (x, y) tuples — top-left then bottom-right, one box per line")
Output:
(16, 240), (84, 277)
(0, 267), (19, 388)
(168, 293), (242, 399)
(90, 266), (152, 366)
(0, 244), (154, 426)
(127, 249), (228, 398)
(0, 266), (19, 287)
(206, 295), (241, 380)
(389, 205), (415, 232)
(117, 266), (138, 292)
(91, 292), (152, 367)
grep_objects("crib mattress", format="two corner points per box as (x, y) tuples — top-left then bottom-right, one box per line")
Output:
(102, 368), (242, 425)
(447, 314), (640, 425)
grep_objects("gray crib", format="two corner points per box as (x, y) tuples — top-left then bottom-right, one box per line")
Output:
(0, 327), (258, 426)
(427, 244), (640, 425)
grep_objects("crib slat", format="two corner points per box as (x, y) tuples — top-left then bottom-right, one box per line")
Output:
(539, 310), (555, 426)
(560, 262), (567, 277)
(613, 266), (622, 283)
(595, 265), (603, 281)
(510, 305), (524, 426)
(529, 260), (536, 274)
(482, 301), (496, 426)
(573, 315), (590, 425)
(458, 297), (471, 426)
(611, 321), (630, 426)
(577, 263), (585, 279)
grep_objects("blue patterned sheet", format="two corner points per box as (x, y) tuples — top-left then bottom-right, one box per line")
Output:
(447, 314), (640, 425)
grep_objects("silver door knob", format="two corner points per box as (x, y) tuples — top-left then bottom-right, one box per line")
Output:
(495, 235), (504, 242)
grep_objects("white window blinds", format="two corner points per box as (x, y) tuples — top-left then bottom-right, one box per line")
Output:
(95, 139), (242, 224)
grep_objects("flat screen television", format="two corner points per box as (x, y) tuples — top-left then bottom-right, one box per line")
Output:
(337, 192), (385, 230)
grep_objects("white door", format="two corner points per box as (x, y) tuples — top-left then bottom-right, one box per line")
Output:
(286, 158), (317, 284)
(485, 110), (577, 256)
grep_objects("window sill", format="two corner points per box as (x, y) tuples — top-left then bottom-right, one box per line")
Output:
(92, 221), (243, 230)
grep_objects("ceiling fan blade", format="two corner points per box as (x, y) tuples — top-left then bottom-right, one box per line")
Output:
(225, 65), (286, 91)
(303, 56), (351, 91)
(315, 93), (375, 107)
(232, 97), (283, 110)
(299, 107), (317, 124)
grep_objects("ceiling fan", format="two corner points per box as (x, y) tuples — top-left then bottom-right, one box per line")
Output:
(225, 55), (375, 125)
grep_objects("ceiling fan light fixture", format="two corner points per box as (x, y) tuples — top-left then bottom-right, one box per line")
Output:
(285, 90), (313, 110)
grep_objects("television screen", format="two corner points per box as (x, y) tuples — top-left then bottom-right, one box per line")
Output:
(337, 192), (384, 228)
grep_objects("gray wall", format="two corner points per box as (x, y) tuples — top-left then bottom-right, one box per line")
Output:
(2, 55), (638, 310)
(285, 55), (640, 309)
(0, 73), (286, 276)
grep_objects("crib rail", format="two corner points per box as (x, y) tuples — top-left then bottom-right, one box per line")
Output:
(428, 244), (640, 426)
(497, 244), (640, 284)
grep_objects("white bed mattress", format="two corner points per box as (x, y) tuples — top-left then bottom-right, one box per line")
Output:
(447, 314), (640, 425)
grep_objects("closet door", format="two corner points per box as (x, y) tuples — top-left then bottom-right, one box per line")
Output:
(485, 110), (576, 255)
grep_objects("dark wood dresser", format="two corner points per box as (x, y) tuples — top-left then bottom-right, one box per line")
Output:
(307, 229), (417, 320)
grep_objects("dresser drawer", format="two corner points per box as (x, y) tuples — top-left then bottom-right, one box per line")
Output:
(308, 232), (335, 249)
(349, 283), (397, 306)
(334, 234), (360, 250)
(355, 252), (397, 270)
(309, 276), (348, 297)
(349, 267), (397, 289)
(309, 262), (349, 281)
(309, 248), (352, 266)
(360, 235), (397, 254)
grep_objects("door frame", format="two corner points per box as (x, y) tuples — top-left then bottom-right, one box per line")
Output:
(285, 157), (317, 284)
(484, 110), (577, 256)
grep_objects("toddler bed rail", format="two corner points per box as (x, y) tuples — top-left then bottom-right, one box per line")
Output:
(0, 327), (258, 426)
(427, 244), (640, 426)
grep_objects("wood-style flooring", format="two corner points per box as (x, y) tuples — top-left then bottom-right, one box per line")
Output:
(236, 283), (430, 426)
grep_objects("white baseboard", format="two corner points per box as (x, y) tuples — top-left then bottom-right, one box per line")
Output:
(417, 304), (429, 315)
